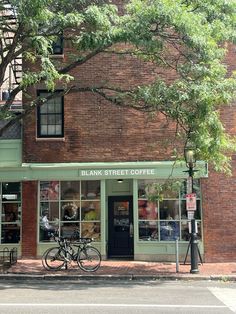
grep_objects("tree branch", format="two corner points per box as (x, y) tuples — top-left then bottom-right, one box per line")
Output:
(59, 43), (113, 74)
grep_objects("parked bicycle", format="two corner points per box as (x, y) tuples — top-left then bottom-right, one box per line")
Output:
(42, 233), (101, 272)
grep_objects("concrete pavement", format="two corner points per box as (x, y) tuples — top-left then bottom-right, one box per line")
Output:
(1, 259), (236, 281)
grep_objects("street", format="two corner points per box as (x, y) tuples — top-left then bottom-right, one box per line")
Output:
(0, 280), (235, 313)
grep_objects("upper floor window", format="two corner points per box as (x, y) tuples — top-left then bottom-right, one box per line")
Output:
(37, 91), (64, 138)
(52, 36), (63, 55)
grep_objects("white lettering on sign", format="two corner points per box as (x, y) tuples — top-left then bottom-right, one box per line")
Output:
(80, 168), (156, 177)
(81, 170), (103, 176)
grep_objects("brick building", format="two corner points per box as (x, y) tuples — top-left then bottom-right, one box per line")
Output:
(0, 6), (236, 263)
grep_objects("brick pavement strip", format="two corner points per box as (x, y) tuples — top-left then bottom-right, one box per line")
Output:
(0, 260), (236, 281)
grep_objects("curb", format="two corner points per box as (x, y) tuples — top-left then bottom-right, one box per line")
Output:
(0, 273), (235, 282)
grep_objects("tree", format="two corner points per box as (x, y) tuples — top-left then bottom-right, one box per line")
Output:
(1, 0), (236, 173)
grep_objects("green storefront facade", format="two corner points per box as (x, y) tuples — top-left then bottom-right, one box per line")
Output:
(0, 139), (207, 261)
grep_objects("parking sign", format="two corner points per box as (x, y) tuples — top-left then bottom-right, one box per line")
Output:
(186, 193), (197, 211)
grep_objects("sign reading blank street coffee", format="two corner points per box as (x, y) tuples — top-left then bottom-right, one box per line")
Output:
(186, 193), (197, 211)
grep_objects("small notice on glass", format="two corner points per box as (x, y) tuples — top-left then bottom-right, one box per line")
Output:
(186, 193), (197, 211)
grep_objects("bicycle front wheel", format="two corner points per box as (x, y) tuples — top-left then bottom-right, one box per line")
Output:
(77, 247), (101, 272)
(44, 247), (65, 270)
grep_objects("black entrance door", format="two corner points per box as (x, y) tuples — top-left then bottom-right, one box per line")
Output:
(108, 196), (133, 258)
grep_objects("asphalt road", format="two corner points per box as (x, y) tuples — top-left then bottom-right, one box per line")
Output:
(0, 279), (235, 313)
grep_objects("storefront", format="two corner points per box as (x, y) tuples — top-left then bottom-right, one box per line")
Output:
(0, 161), (207, 261)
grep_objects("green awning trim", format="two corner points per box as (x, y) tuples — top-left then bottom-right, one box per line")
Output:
(0, 160), (208, 181)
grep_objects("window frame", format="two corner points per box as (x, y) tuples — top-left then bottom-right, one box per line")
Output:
(37, 90), (64, 138)
(38, 180), (101, 243)
(137, 179), (202, 242)
(0, 182), (22, 244)
(51, 36), (64, 55)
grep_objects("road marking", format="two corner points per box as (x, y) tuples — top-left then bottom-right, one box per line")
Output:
(208, 287), (236, 312)
(0, 303), (227, 308)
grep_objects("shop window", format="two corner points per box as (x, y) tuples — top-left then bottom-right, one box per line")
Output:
(39, 181), (101, 242)
(137, 179), (202, 242)
(37, 91), (64, 138)
(0, 182), (21, 244)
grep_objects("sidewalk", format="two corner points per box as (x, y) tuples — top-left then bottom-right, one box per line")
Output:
(1, 259), (236, 281)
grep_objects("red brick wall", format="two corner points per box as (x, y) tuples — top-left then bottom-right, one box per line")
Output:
(23, 46), (180, 163)
(21, 18), (236, 261)
(21, 181), (37, 257)
(201, 42), (236, 261)
(202, 164), (236, 262)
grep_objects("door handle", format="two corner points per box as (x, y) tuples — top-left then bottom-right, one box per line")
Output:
(129, 223), (133, 237)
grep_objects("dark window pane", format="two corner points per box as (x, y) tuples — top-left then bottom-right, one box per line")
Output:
(1, 225), (20, 243)
(2, 182), (21, 201)
(139, 221), (158, 241)
(55, 125), (62, 134)
(37, 91), (63, 137)
(52, 37), (63, 55)
(2, 203), (20, 222)
(159, 200), (180, 220)
(48, 115), (56, 124)
(61, 181), (80, 200)
(40, 125), (48, 135)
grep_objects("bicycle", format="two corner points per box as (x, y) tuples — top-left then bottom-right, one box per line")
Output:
(42, 233), (101, 272)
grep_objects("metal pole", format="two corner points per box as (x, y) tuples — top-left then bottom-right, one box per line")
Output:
(188, 164), (199, 274)
(175, 238), (179, 273)
(190, 219), (199, 273)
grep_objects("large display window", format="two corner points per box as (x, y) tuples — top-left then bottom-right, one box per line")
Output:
(39, 180), (101, 242)
(0, 182), (21, 244)
(138, 179), (202, 242)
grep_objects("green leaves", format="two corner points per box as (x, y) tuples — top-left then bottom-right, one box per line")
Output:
(120, 0), (236, 173)
(1, 0), (236, 173)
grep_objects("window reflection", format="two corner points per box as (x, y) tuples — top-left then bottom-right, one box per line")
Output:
(40, 181), (59, 201)
(39, 181), (101, 242)
(138, 179), (202, 242)
(139, 221), (158, 241)
(160, 221), (180, 241)
(159, 200), (179, 220)
(138, 200), (157, 220)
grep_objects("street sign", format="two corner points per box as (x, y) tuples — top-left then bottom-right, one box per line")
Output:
(187, 211), (194, 220)
(186, 193), (197, 211)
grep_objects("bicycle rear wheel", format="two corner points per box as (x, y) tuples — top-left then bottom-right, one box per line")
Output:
(42, 248), (52, 270)
(77, 247), (101, 272)
(44, 247), (65, 270)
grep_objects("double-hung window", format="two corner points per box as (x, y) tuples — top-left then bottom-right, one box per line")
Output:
(52, 36), (63, 55)
(37, 91), (64, 138)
